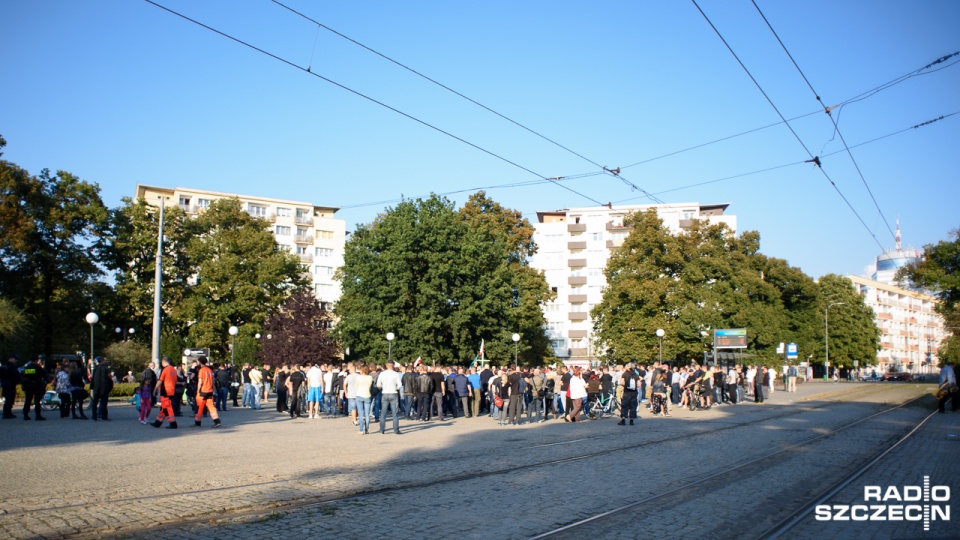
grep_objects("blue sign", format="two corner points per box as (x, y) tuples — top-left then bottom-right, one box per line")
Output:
(786, 343), (798, 359)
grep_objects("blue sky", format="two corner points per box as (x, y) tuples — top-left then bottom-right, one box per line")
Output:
(2, 0), (958, 279)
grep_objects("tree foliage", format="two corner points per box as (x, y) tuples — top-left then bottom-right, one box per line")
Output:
(592, 210), (876, 367)
(335, 192), (553, 366)
(107, 197), (307, 362)
(816, 274), (882, 368)
(261, 289), (339, 367)
(0, 154), (110, 358)
(897, 228), (960, 365)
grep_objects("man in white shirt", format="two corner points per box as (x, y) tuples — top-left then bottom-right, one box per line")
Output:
(305, 363), (323, 419)
(322, 366), (338, 417)
(248, 365), (262, 410)
(376, 362), (403, 434)
(343, 365), (359, 426)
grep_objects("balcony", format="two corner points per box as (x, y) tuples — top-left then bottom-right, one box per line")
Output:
(568, 259), (587, 268)
(554, 348), (571, 358)
(299, 254), (314, 263)
(295, 215), (314, 226)
(568, 276), (587, 286)
(679, 219), (694, 229)
(606, 221), (631, 231)
(178, 204), (197, 214)
(568, 312), (588, 321)
(567, 241), (587, 250)
(567, 223), (586, 233)
(568, 294), (587, 304)
(568, 329), (588, 339)
(294, 235), (314, 245)
(570, 347), (589, 357)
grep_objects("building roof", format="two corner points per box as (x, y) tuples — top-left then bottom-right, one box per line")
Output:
(135, 183), (340, 214)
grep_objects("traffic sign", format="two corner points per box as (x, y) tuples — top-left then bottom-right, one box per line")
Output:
(786, 343), (798, 359)
(183, 348), (210, 357)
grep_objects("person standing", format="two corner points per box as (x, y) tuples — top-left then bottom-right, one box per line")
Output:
(754, 366), (765, 404)
(248, 364), (262, 410)
(305, 363), (323, 419)
(21, 355), (47, 421)
(467, 367), (482, 419)
(150, 357), (179, 429)
(1, 355), (21, 419)
(355, 366), (373, 435)
(90, 356), (113, 421)
(453, 367), (473, 419)
(274, 366), (289, 414)
(229, 364), (241, 407)
(429, 366), (445, 421)
(142, 362), (158, 406)
(938, 363), (958, 413)
(377, 361), (403, 435)
(214, 363), (230, 411)
(566, 367), (587, 422)
(416, 366), (433, 421)
(786, 365), (798, 393)
(194, 357), (221, 428)
(55, 362), (73, 418)
(402, 364), (418, 419)
(505, 367), (523, 425)
(261, 364), (273, 404)
(68, 361), (88, 419)
(526, 368), (545, 423)
(618, 363), (639, 426)
(286, 364), (305, 419)
(173, 365), (186, 417)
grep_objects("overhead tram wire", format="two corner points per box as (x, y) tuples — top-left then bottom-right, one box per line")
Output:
(269, 0), (664, 205)
(342, 109), (957, 212)
(143, 0), (606, 207)
(690, 0), (885, 252)
(751, 0), (898, 243)
(619, 51), (959, 171)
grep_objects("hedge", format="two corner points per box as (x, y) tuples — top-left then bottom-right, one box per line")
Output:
(9, 381), (140, 401)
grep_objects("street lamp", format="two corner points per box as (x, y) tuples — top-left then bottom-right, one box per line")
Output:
(512, 333), (521, 370)
(229, 325), (239, 364)
(255, 333), (261, 339)
(85, 312), (99, 362)
(825, 302), (845, 380)
(656, 328), (665, 363)
(386, 332), (395, 363)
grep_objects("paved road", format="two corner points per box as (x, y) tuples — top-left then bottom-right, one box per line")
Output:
(0, 381), (946, 539)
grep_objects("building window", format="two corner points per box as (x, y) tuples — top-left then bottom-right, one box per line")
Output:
(295, 245), (308, 255)
(248, 204), (267, 217)
(275, 225), (291, 236)
(197, 198), (211, 209)
(315, 247), (333, 258)
(316, 283), (335, 298)
(315, 265), (334, 276)
(179, 196), (191, 207)
(317, 230), (334, 240)
(592, 232), (603, 242)
(276, 207), (292, 217)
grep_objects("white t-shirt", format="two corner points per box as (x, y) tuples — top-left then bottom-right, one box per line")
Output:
(306, 366), (323, 388)
(323, 371), (335, 393)
(344, 372), (358, 399)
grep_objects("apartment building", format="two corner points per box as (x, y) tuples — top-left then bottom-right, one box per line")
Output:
(136, 184), (346, 305)
(847, 274), (944, 374)
(530, 202), (736, 366)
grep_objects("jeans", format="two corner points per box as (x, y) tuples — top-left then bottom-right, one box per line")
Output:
(91, 392), (109, 420)
(216, 387), (228, 411)
(404, 395), (415, 418)
(242, 382), (252, 407)
(526, 395), (543, 422)
(357, 396), (372, 433)
(373, 393), (382, 420)
(553, 393), (565, 414)
(249, 385), (261, 409)
(276, 388), (288, 412)
(417, 393), (431, 420)
(432, 393), (445, 420)
(507, 394), (522, 424)
(324, 393), (337, 416)
(379, 393), (401, 433)
(23, 388), (43, 418)
(58, 392), (72, 418)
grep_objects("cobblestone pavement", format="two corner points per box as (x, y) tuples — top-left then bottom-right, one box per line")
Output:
(0, 381), (939, 539)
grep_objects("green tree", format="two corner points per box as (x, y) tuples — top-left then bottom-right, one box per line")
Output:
(592, 210), (822, 367)
(0, 155), (110, 358)
(335, 192), (552, 366)
(107, 197), (307, 362)
(0, 297), (30, 343)
(897, 228), (960, 365)
(816, 274), (881, 369)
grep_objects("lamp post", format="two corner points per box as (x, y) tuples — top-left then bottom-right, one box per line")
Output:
(152, 195), (167, 366)
(229, 326), (239, 364)
(128, 328), (135, 341)
(656, 328), (665, 363)
(386, 332), (395, 363)
(85, 312), (99, 362)
(825, 302), (845, 380)
(512, 333), (521, 370)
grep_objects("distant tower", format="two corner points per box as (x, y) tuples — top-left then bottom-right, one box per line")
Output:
(872, 218), (919, 286)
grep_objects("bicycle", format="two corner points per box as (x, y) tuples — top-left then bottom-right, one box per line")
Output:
(587, 392), (620, 420)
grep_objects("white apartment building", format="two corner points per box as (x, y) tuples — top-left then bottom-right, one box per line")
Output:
(136, 185), (346, 305)
(847, 275), (944, 375)
(531, 202), (736, 366)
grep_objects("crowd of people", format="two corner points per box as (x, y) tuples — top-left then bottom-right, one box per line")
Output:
(1, 351), (831, 433)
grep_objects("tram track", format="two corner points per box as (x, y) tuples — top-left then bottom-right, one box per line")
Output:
(57, 384), (927, 539)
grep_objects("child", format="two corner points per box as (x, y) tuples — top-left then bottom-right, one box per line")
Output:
(137, 381), (153, 424)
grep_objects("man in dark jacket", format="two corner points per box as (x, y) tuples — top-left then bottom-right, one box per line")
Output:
(21, 355), (47, 421)
(90, 356), (114, 420)
(142, 362), (158, 406)
(1, 354), (22, 419)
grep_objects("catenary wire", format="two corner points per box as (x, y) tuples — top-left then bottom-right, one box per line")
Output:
(691, 0), (884, 252)
(269, 0), (664, 204)
(620, 52), (958, 171)
(143, 0), (606, 207)
(751, 0), (897, 242)
(344, 111), (956, 212)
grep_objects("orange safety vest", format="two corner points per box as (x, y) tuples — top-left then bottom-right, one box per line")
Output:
(158, 365), (177, 397)
(198, 366), (214, 394)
